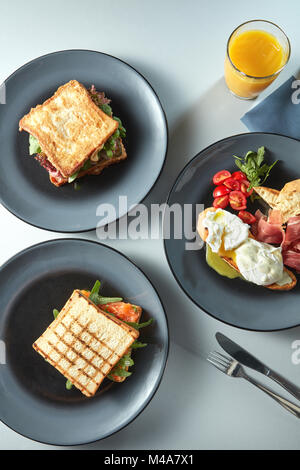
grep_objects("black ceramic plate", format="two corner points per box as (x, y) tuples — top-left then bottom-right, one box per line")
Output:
(0, 239), (169, 445)
(0, 50), (168, 232)
(164, 132), (300, 331)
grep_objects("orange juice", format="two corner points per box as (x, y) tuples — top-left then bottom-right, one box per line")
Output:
(225, 21), (290, 99)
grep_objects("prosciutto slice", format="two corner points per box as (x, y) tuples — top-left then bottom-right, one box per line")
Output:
(252, 209), (284, 245)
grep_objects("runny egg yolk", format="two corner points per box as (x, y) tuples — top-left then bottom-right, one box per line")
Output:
(218, 237), (237, 262)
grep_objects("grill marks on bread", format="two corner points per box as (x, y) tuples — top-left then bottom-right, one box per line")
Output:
(33, 290), (139, 397)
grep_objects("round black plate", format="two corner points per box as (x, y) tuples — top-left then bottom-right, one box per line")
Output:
(164, 132), (300, 331)
(0, 50), (168, 232)
(0, 239), (169, 445)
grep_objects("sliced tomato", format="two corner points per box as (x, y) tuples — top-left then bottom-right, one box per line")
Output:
(238, 210), (256, 224)
(232, 171), (247, 181)
(213, 185), (231, 198)
(240, 179), (253, 197)
(212, 170), (231, 185)
(213, 195), (229, 209)
(229, 190), (247, 210)
(223, 177), (241, 191)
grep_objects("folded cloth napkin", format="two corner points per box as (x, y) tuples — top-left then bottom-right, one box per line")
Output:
(241, 75), (300, 140)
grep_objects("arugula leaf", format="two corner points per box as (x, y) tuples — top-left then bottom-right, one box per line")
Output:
(234, 146), (278, 190)
(68, 171), (79, 183)
(29, 135), (41, 155)
(131, 341), (148, 349)
(53, 309), (60, 319)
(66, 379), (73, 390)
(89, 280), (123, 305)
(108, 368), (132, 379)
(99, 103), (113, 116)
(125, 318), (153, 330)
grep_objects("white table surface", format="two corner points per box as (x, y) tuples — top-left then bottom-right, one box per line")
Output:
(1, 0), (300, 450)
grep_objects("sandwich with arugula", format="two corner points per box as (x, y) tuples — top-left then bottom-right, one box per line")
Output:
(33, 281), (152, 397)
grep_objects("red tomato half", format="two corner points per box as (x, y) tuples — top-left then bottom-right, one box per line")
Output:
(240, 179), (254, 197)
(232, 171), (247, 181)
(223, 177), (241, 191)
(213, 195), (229, 209)
(229, 191), (247, 210)
(213, 185), (231, 198)
(213, 170), (231, 185)
(238, 210), (256, 224)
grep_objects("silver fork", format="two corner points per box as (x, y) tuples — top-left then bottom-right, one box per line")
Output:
(207, 351), (300, 418)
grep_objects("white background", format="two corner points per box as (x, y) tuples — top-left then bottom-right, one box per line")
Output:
(1, 0), (300, 450)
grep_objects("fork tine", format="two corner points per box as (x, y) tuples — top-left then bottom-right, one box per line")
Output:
(207, 356), (227, 373)
(212, 350), (232, 363)
(208, 351), (231, 367)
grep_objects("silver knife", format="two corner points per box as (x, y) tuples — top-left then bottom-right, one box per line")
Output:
(216, 332), (300, 401)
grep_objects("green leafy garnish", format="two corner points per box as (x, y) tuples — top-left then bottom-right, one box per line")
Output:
(29, 135), (41, 155)
(99, 103), (113, 116)
(53, 308), (60, 319)
(66, 379), (73, 390)
(234, 146), (278, 190)
(89, 280), (123, 305)
(91, 92), (126, 158)
(131, 341), (148, 349)
(125, 318), (154, 330)
(108, 368), (132, 379)
(68, 171), (79, 183)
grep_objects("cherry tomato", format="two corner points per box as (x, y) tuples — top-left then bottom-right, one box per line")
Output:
(213, 195), (229, 209)
(223, 177), (241, 191)
(240, 179), (254, 197)
(213, 170), (231, 185)
(238, 210), (256, 224)
(213, 185), (231, 198)
(232, 171), (247, 181)
(229, 190), (247, 211)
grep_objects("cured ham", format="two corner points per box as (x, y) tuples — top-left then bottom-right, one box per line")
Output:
(252, 209), (284, 244)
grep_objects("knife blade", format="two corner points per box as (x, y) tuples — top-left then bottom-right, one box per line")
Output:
(216, 332), (300, 401)
(216, 332), (269, 375)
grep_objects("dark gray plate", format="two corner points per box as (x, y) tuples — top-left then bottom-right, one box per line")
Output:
(0, 50), (167, 232)
(0, 239), (169, 445)
(164, 133), (300, 331)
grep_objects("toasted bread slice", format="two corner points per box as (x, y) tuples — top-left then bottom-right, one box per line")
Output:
(197, 207), (297, 291)
(254, 180), (300, 223)
(79, 291), (142, 383)
(50, 140), (127, 187)
(33, 290), (139, 397)
(253, 186), (280, 208)
(275, 179), (300, 223)
(19, 80), (118, 178)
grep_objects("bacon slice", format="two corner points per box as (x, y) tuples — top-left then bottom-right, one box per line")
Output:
(34, 153), (66, 186)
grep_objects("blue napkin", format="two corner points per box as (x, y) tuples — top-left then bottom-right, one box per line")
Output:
(241, 75), (300, 140)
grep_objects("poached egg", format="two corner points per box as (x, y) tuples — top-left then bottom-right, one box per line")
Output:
(203, 209), (291, 286)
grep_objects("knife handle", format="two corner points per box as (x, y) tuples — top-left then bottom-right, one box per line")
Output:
(268, 370), (300, 401)
(244, 375), (300, 418)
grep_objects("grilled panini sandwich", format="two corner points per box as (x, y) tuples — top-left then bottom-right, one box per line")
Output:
(33, 290), (139, 397)
(19, 80), (127, 187)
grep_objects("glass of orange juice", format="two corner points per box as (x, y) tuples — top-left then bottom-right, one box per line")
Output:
(225, 20), (290, 99)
